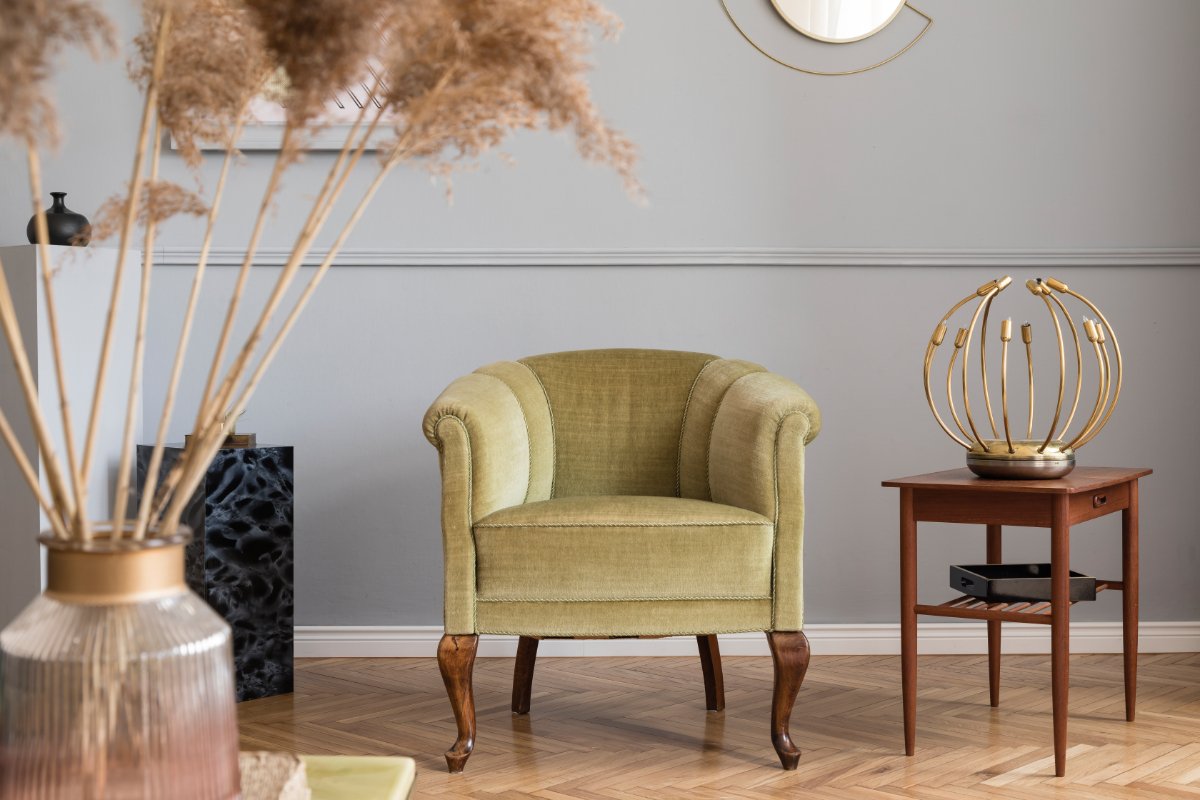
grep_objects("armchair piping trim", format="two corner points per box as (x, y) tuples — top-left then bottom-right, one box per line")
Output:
(517, 359), (558, 499)
(432, 413), (478, 631)
(474, 521), (771, 529)
(674, 358), (719, 497)
(477, 595), (773, 603)
(704, 371), (760, 500)
(475, 371), (535, 504)
(771, 410), (808, 631)
(479, 626), (776, 637)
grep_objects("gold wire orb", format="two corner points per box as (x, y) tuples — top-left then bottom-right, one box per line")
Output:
(923, 276), (1122, 480)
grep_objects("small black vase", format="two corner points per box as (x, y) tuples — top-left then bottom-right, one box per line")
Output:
(27, 192), (90, 246)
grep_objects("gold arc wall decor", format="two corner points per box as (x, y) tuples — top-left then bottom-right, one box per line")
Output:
(923, 277), (1123, 480)
(720, 0), (932, 76)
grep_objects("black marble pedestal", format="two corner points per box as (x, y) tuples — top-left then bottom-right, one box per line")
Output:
(137, 444), (294, 701)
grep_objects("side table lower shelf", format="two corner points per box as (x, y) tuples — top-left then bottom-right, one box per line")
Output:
(915, 580), (1122, 625)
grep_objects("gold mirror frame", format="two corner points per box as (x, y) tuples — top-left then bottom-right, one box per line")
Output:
(720, 0), (933, 76)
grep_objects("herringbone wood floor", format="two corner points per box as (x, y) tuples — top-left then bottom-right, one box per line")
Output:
(238, 652), (1200, 798)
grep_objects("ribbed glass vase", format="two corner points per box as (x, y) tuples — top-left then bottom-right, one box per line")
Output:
(0, 527), (240, 799)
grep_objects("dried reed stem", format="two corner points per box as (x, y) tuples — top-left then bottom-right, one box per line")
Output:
(207, 105), (382, 412)
(219, 113), (395, 439)
(0, 257), (76, 530)
(79, 9), (172, 516)
(0, 391), (68, 538)
(208, 68), (441, 422)
(178, 72), (451, 491)
(229, 157), (397, 451)
(158, 101), (374, 519)
(112, 123), (164, 535)
(161, 95), (380, 517)
(195, 123), (294, 434)
(164, 77), (449, 530)
(134, 119), (243, 540)
(159, 406), (224, 533)
(193, 88), (376, 436)
(26, 145), (88, 533)
(302, 74), (383, 229)
(162, 100), (388, 530)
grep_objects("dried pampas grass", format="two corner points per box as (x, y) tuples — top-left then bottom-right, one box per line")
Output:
(0, 0), (115, 146)
(1, 0), (640, 542)
(242, 0), (393, 130)
(381, 0), (641, 197)
(133, 0), (272, 166)
(89, 181), (209, 241)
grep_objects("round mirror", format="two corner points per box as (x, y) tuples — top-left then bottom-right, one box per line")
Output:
(769, 0), (907, 43)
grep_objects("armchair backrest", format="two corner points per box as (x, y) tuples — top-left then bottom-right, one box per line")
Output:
(493, 348), (766, 500)
(518, 349), (712, 497)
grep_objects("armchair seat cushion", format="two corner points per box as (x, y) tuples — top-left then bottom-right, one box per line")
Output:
(474, 496), (774, 603)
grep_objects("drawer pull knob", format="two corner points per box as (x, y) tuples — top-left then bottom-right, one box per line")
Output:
(1093, 494), (1108, 508)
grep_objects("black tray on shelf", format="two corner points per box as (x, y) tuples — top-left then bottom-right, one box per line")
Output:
(950, 563), (1097, 603)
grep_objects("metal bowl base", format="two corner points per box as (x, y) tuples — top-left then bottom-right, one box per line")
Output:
(966, 440), (1076, 480)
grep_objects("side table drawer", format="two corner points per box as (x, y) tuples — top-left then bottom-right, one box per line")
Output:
(1070, 482), (1129, 524)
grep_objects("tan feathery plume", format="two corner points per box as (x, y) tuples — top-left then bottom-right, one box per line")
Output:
(241, 0), (394, 132)
(132, 0), (272, 166)
(87, 181), (209, 241)
(380, 0), (640, 197)
(0, 0), (115, 146)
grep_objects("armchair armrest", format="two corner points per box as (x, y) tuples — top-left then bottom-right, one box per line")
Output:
(423, 372), (533, 633)
(708, 372), (820, 631)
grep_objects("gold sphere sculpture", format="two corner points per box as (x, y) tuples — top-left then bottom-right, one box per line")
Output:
(923, 276), (1122, 479)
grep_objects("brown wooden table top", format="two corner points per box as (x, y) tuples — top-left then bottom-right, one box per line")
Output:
(882, 467), (1152, 494)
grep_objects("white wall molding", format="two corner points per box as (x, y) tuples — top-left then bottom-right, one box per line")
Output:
(155, 246), (1200, 269)
(295, 621), (1200, 658)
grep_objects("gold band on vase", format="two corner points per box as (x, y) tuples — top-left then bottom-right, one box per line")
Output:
(42, 526), (190, 604)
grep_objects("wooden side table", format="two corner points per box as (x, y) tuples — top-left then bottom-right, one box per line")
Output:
(882, 467), (1151, 777)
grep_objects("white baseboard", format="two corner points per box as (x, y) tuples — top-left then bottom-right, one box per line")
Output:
(295, 621), (1200, 658)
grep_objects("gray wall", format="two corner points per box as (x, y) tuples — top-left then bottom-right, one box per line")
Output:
(0, 248), (44, 621)
(0, 246), (142, 625)
(1, 1), (1198, 625)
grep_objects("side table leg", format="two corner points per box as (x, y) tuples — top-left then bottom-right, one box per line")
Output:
(1122, 480), (1139, 722)
(900, 488), (917, 756)
(986, 524), (1002, 707)
(1050, 495), (1070, 778)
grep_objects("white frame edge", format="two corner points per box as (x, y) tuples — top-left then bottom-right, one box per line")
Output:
(170, 123), (391, 152)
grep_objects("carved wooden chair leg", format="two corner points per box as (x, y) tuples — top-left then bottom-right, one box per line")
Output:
(437, 634), (479, 773)
(766, 630), (811, 770)
(512, 636), (539, 714)
(696, 634), (726, 712)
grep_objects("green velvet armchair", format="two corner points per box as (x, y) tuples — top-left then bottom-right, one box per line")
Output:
(423, 349), (821, 772)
